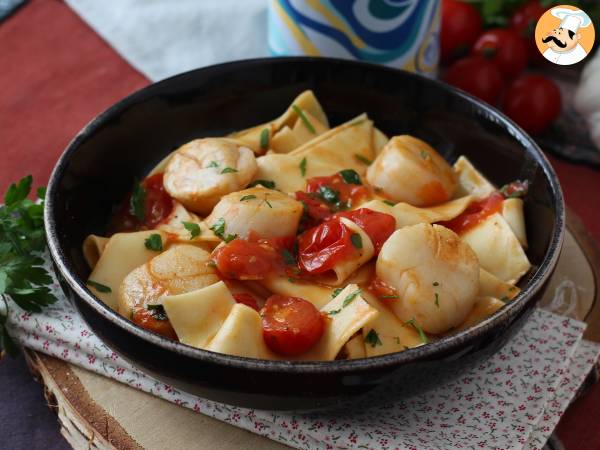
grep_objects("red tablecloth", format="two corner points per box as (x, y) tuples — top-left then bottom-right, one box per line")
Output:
(1, 1), (599, 449)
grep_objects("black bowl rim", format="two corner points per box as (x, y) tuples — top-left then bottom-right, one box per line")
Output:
(44, 56), (565, 374)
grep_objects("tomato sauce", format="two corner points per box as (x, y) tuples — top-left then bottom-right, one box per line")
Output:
(440, 192), (504, 234)
(328, 208), (396, 253)
(108, 173), (174, 234)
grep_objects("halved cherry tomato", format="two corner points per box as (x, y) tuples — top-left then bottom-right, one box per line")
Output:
(109, 173), (174, 234)
(233, 293), (260, 311)
(295, 191), (333, 230)
(305, 173), (369, 209)
(440, 0), (482, 63)
(213, 239), (282, 280)
(439, 192), (504, 234)
(471, 29), (528, 80)
(261, 295), (324, 356)
(132, 308), (178, 340)
(297, 218), (356, 274)
(329, 208), (396, 253)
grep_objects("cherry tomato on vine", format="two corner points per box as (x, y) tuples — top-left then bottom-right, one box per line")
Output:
(440, 0), (483, 63)
(510, 1), (547, 61)
(471, 29), (528, 79)
(444, 56), (504, 104)
(502, 75), (561, 135)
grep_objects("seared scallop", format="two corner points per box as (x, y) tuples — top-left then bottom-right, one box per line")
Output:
(376, 223), (479, 334)
(366, 136), (456, 206)
(205, 187), (303, 239)
(118, 244), (219, 318)
(163, 138), (258, 215)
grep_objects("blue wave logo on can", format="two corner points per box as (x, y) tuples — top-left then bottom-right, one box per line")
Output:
(268, 0), (440, 76)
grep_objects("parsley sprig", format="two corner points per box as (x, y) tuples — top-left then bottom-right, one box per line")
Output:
(0, 176), (57, 357)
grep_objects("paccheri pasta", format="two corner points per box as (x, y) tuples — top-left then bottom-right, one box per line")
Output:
(84, 90), (531, 361)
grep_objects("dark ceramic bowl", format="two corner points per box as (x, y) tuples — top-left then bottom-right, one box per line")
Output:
(45, 57), (564, 411)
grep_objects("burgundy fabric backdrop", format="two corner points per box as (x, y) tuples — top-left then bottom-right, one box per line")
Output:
(0, 1), (599, 449)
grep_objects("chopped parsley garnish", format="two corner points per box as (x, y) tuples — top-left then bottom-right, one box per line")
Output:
(354, 154), (372, 165)
(182, 221), (201, 239)
(342, 289), (362, 308)
(248, 179), (276, 189)
(86, 280), (112, 293)
(207, 260), (217, 268)
(382, 200), (395, 206)
(221, 167), (238, 174)
(420, 150), (430, 160)
(332, 288), (343, 298)
(210, 218), (226, 238)
(147, 304), (168, 321)
(240, 195), (257, 202)
(433, 281), (439, 286)
(317, 186), (339, 204)
(379, 295), (399, 299)
(281, 249), (296, 266)
(224, 234), (237, 243)
(327, 308), (342, 316)
(350, 233), (363, 249)
(300, 157), (307, 177)
(130, 180), (146, 221)
(434, 293), (440, 307)
(144, 233), (163, 251)
(405, 318), (429, 344)
(264, 198), (273, 208)
(339, 169), (361, 185)
(260, 128), (269, 149)
(207, 161), (220, 168)
(364, 329), (382, 348)
(292, 104), (316, 134)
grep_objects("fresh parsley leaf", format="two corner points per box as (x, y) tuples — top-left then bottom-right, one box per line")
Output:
(260, 128), (269, 150)
(130, 180), (146, 221)
(224, 234), (237, 243)
(182, 221), (201, 239)
(339, 169), (361, 185)
(327, 308), (342, 316)
(364, 329), (382, 347)
(264, 198), (273, 209)
(86, 280), (112, 293)
(207, 161), (220, 168)
(342, 289), (362, 308)
(383, 200), (395, 206)
(240, 195), (257, 202)
(332, 288), (343, 298)
(281, 249), (296, 266)
(147, 304), (168, 321)
(405, 318), (429, 344)
(248, 179), (276, 189)
(144, 233), (163, 251)
(292, 104), (316, 134)
(350, 233), (362, 249)
(210, 218), (226, 239)
(36, 186), (46, 200)
(434, 293), (439, 307)
(317, 186), (339, 204)
(354, 154), (372, 165)
(221, 167), (238, 174)
(4, 175), (32, 206)
(300, 157), (307, 177)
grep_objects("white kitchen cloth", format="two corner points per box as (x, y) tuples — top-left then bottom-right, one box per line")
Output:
(3, 254), (600, 450)
(64, 0), (269, 81)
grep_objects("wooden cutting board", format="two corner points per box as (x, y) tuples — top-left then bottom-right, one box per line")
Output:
(21, 211), (600, 450)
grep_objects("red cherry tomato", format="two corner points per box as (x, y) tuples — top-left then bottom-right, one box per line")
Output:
(109, 173), (174, 234)
(510, 1), (547, 61)
(440, 0), (483, 63)
(328, 208), (396, 253)
(444, 57), (505, 104)
(132, 308), (178, 340)
(439, 192), (504, 235)
(295, 191), (334, 230)
(471, 29), (528, 79)
(233, 293), (260, 311)
(502, 75), (561, 135)
(261, 295), (324, 356)
(213, 239), (282, 280)
(297, 218), (356, 274)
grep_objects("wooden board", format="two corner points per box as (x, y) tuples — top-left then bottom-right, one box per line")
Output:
(21, 211), (600, 450)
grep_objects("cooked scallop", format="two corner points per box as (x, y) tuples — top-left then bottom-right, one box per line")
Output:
(118, 244), (219, 318)
(366, 136), (457, 206)
(163, 138), (258, 215)
(376, 223), (479, 334)
(205, 187), (303, 239)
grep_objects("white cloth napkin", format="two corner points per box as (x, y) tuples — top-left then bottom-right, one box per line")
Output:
(3, 254), (599, 450)
(65, 0), (269, 81)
